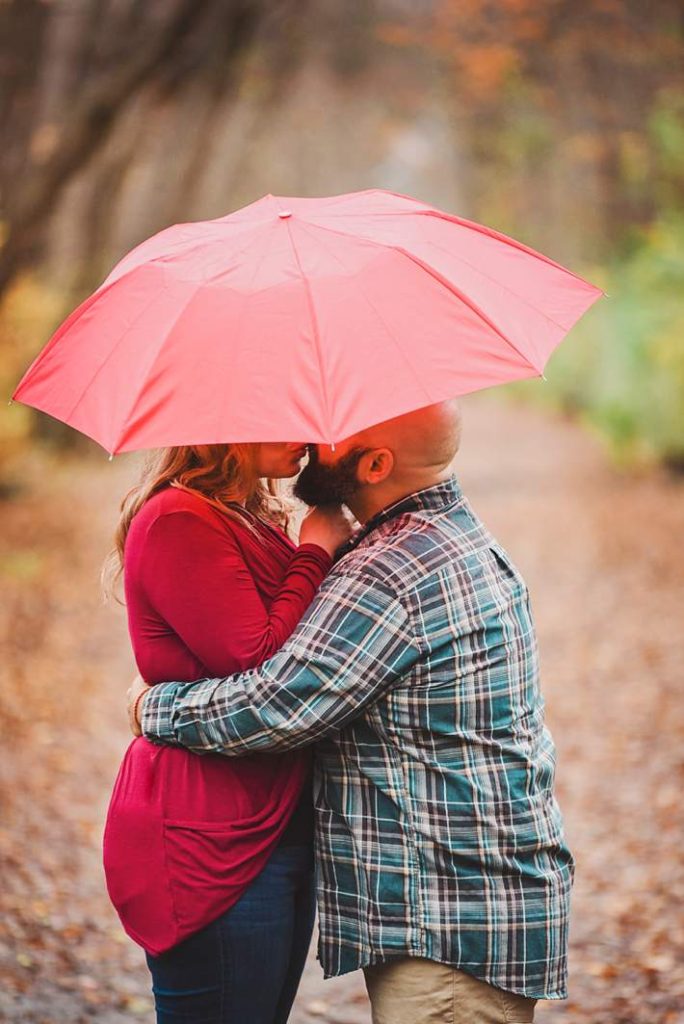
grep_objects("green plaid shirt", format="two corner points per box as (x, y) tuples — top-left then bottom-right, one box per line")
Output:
(142, 477), (573, 998)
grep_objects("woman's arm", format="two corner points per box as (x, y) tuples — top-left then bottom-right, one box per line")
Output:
(139, 508), (332, 675)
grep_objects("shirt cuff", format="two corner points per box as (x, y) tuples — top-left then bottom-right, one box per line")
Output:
(141, 682), (181, 745)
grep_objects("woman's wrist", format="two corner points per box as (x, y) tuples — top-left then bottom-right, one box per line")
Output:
(133, 687), (148, 732)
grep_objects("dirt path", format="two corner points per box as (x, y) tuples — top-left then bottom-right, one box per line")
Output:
(1, 396), (682, 1024)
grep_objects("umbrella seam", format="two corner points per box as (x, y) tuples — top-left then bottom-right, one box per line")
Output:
(73, 223), (276, 453)
(395, 246), (544, 374)
(301, 221), (544, 375)
(306, 189), (603, 291)
(198, 223), (276, 289)
(113, 282), (222, 454)
(415, 208), (604, 288)
(102, 222), (270, 290)
(293, 219), (436, 412)
(13, 290), (103, 403)
(204, 220), (281, 442)
(15, 260), (182, 421)
(12, 257), (173, 407)
(282, 220), (334, 444)
(115, 223), (276, 452)
(63, 273), (175, 437)
(293, 215), (601, 335)
(407, 238), (572, 338)
(317, 186), (564, 274)
(113, 287), (208, 454)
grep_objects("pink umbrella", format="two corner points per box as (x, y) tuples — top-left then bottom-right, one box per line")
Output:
(13, 189), (603, 454)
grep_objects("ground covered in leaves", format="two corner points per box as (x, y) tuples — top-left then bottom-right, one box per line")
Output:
(1, 396), (682, 1024)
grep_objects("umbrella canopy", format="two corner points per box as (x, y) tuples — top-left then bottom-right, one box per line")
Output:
(13, 189), (603, 453)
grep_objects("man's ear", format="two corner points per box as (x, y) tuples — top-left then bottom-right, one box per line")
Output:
(362, 447), (394, 484)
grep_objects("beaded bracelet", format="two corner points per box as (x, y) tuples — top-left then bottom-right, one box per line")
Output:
(133, 688), (149, 730)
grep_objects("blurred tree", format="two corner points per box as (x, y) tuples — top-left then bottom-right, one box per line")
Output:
(0, 0), (311, 300)
(378, 0), (684, 259)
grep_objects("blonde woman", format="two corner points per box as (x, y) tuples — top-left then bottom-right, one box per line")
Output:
(103, 442), (350, 1023)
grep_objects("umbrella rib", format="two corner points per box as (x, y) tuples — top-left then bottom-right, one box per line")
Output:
(112, 290), (206, 453)
(416, 207), (602, 287)
(115, 221), (278, 452)
(306, 221), (544, 375)
(300, 213), (600, 336)
(294, 220), (436, 410)
(282, 222), (334, 444)
(13, 290), (103, 402)
(406, 234), (602, 336)
(313, 188), (600, 291)
(83, 222), (276, 450)
(64, 274), (176, 430)
(103, 221), (270, 289)
(13, 258), (172, 407)
(203, 220), (280, 442)
(393, 246), (544, 373)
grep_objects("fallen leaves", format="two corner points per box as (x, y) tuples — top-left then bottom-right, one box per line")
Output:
(1, 401), (683, 1023)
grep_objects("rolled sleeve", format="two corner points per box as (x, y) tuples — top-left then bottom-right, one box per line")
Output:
(141, 570), (420, 755)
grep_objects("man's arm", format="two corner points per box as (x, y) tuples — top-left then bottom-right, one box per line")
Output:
(141, 571), (421, 755)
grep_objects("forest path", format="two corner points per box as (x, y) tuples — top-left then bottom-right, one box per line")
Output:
(1, 395), (682, 1024)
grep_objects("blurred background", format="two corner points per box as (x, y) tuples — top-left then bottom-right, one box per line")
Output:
(1, 2), (682, 1022)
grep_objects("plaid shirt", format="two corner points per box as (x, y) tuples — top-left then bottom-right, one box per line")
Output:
(142, 477), (573, 998)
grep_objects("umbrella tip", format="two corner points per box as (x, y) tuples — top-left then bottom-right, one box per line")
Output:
(108, 453), (114, 462)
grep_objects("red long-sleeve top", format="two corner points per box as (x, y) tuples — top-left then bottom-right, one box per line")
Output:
(102, 485), (331, 955)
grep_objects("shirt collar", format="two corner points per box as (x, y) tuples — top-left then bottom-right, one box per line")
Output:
(337, 474), (463, 558)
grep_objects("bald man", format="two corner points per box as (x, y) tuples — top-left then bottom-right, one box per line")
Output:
(131, 401), (572, 1024)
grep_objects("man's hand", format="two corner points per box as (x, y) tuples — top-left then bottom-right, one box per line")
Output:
(127, 673), (151, 737)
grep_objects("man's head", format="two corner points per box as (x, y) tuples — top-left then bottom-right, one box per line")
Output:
(294, 399), (462, 522)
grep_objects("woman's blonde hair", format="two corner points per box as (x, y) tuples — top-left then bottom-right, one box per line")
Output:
(102, 444), (292, 601)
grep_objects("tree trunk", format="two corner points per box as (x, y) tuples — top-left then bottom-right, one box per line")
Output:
(0, 0), (213, 297)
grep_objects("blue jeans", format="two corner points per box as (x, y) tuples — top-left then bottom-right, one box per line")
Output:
(145, 845), (315, 1024)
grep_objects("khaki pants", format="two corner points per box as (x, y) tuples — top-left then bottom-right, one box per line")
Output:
(363, 957), (537, 1024)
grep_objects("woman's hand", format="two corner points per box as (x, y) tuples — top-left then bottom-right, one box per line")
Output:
(127, 673), (151, 737)
(299, 505), (355, 558)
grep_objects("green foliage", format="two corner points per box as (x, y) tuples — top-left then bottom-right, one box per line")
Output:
(518, 217), (684, 467)
(0, 275), (67, 463)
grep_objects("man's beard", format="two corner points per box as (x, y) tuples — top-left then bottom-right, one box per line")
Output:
(293, 446), (367, 507)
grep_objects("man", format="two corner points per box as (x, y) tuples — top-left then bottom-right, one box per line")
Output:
(129, 400), (573, 1024)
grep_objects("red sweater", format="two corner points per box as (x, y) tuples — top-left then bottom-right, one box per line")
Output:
(102, 486), (331, 955)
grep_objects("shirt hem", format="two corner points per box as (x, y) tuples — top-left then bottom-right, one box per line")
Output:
(320, 948), (568, 1000)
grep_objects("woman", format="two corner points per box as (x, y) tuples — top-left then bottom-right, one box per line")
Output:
(102, 441), (351, 1024)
